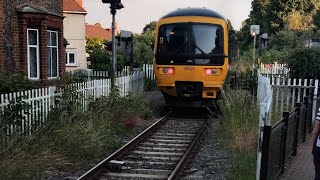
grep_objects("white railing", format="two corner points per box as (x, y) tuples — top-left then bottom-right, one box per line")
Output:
(270, 77), (318, 121)
(0, 87), (56, 136)
(260, 63), (290, 78)
(143, 64), (155, 81)
(0, 72), (145, 141)
(67, 66), (131, 80)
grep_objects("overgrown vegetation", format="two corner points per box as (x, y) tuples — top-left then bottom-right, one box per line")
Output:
(287, 47), (320, 79)
(86, 37), (125, 71)
(0, 71), (36, 93)
(0, 88), (154, 179)
(218, 87), (259, 180)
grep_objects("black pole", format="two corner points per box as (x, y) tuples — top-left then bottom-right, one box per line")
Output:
(110, 8), (117, 90)
(260, 125), (272, 180)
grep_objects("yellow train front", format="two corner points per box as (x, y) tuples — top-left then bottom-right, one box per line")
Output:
(154, 8), (230, 107)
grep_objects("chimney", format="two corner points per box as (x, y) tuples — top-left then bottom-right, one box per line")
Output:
(74, 0), (83, 7)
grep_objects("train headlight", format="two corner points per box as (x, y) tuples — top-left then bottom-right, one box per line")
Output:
(205, 68), (219, 76)
(161, 67), (174, 75)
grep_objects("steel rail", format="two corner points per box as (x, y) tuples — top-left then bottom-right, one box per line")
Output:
(77, 114), (169, 180)
(168, 117), (210, 179)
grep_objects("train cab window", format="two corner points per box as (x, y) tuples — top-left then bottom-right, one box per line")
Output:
(156, 23), (225, 66)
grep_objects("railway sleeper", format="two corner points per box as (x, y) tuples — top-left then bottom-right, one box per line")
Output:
(147, 138), (192, 144)
(151, 135), (193, 140)
(131, 150), (184, 156)
(153, 132), (196, 137)
(137, 146), (187, 152)
(126, 155), (181, 161)
(119, 160), (175, 169)
(114, 168), (171, 176)
(141, 142), (189, 147)
(101, 172), (168, 179)
(157, 130), (199, 134)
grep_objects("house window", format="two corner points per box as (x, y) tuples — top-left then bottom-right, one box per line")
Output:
(27, 29), (39, 79)
(47, 30), (58, 78)
(66, 52), (77, 66)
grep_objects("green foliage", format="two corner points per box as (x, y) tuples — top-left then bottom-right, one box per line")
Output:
(133, 21), (156, 67)
(0, 72), (36, 94)
(258, 30), (319, 64)
(313, 10), (320, 29)
(90, 48), (111, 71)
(266, 0), (297, 34)
(86, 37), (126, 71)
(260, 48), (291, 64)
(218, 88), (259, 180)
(86, 37), (105, 53)
(0, 96), (31, 140)
(286, 47), (320, 79)
(269, 30), (313, 50)
(142, 21), (156, 34)
(133, 40), (154, 67)
(0, 86), (154, 178)
(229, 151), (257, 180)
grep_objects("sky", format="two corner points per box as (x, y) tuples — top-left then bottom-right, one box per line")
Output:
(83, 0), (252, 34)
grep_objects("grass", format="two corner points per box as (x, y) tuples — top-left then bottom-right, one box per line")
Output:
(0, 90), (154, 179)
(218, 88), (259, 180)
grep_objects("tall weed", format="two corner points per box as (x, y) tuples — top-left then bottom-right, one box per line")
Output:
(0, 87), (154, 178)
(218, 88), (259, 180)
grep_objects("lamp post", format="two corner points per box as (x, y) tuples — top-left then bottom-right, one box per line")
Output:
(250, 25), (260, 69)
(102, 0), (124, 90)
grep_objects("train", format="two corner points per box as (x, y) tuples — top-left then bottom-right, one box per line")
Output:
(153, 8), (236, 107)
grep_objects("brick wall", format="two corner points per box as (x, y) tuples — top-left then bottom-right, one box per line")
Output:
(1, 0), (65, 85)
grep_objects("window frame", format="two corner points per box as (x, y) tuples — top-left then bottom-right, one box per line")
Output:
(27, 28), (40, 80)
(66, 51), (77, 66)
(47, 30), (59, 79)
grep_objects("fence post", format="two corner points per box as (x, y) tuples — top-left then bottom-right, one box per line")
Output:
(293, 102), (301, 156)
(313, 80), (319, 122)
(260, 125), (272, 180)
(303, 96), (309, 142)
(308, 87), (314, 133)
(281, 111), (289, 174)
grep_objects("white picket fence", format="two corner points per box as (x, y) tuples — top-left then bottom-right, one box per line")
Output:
(260, 63), (290, 78)
(68, 66), (131, 80)
(0, 72), (145, 140)
(143, 64), (155, 81)
(270, 77), (318, 121)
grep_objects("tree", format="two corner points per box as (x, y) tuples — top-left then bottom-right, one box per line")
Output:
(142, 21), (156, 34)
(86, 37), (126, 71)
(86, 37), (105, 54)
(313, 10), (320, 29)
(132, 21), (157, 67)
(249, 0), (270, 33)
(265, 0), (297, 34)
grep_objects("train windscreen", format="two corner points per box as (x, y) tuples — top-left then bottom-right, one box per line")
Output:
(156, 23), (225, 66)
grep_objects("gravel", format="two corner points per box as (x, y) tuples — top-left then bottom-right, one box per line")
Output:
(182, 118), (231, 180)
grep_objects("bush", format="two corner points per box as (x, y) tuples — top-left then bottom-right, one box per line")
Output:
(0, 71), (36, 93)
(0, 87), (154, 178)
(286, 47), (320, 79)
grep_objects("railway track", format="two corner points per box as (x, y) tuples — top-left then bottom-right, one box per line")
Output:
(78, 108), (212, 180)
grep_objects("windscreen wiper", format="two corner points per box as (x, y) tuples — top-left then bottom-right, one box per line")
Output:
(190, 39), (207, 58)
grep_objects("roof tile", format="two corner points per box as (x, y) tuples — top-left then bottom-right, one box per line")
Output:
(63, 0), (86, 13)
(86, 23), (113, 40)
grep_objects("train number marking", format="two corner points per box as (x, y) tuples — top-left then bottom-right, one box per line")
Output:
(184, 67), (195, 71)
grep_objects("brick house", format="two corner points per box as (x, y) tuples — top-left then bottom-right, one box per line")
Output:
(0, 0), (65, 84)
(63, 0), (87, 70)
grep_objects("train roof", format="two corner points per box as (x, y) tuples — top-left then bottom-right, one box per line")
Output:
(161, 8), (225, 20)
